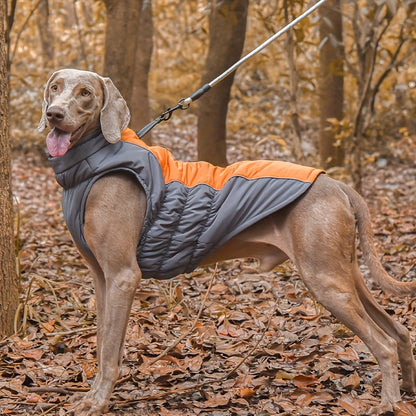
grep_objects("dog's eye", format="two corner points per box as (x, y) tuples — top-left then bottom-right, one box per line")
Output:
(50, 84), (58, 92)
(81, 89), (91, 97)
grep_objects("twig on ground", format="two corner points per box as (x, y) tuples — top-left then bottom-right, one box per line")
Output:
(45, 326), (97, 337)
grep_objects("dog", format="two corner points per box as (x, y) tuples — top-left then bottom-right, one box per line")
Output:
(39, 68), (416, 415)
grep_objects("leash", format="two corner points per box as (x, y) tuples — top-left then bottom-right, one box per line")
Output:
(137, 0), (328, 138)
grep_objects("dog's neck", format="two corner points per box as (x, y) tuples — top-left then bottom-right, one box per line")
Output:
(77, 127), (102, 147)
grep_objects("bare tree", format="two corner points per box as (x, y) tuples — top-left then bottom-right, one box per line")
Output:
(130, 0), (153, 139)
(347, 1), (416, 190)
(283, 0), (304, 162)
(36, 0), (55, 65)
(103, 0), (153, 142)
(103, 0), (141, 103)
(0, 0), (18, 338)
(197, 0), (249, 165)
(319, 0), (344, 169)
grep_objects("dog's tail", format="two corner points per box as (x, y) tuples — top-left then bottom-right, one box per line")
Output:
(340, 182), (416, 296)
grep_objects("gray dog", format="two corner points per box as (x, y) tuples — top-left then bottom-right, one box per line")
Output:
(39, 68), (416, 415)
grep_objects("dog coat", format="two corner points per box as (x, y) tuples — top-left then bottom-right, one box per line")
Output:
(49, 128), (324, 280)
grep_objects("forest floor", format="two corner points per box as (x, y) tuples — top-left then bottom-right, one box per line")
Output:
(1, 122), (416, 416)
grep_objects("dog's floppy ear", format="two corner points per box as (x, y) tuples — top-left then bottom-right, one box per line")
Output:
(100, 77), (130, 143)
(38, 71), (57, 131)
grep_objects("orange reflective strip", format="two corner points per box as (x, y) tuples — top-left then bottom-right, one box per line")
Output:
(121, 128), (323, 189)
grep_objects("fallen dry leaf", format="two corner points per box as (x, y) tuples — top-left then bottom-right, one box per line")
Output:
(338, 394), (369, 414)
(292, 374), (320, 388)
(235, 387), (256, 398)
(21, 349), (44, 361)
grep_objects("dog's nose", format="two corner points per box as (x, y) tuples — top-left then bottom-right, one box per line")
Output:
(46, 107), (65, 122)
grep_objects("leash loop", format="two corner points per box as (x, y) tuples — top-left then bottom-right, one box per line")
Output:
(160, 105), (177, 121)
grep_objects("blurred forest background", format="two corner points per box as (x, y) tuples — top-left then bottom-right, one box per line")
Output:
(1, 1), (416, 414)
(5, 0), (416, 174)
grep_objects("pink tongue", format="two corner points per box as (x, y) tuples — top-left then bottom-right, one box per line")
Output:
(46, 128), (72, 157)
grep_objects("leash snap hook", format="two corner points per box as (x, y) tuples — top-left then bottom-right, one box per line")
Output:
(178, 98), (190, 111)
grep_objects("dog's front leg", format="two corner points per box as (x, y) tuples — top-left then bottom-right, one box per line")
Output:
(75, 266), (141, 416)
(72, 174), (146, 416)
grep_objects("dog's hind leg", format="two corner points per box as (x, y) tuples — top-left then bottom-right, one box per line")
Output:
(298, 264), (401, 414)
(354, 272), (416, 393)
(285, 182), (402, 413)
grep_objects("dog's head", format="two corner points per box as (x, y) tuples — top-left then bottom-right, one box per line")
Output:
(38, 69), (130, 157)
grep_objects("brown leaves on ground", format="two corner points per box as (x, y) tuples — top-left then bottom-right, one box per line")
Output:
(1, 131), (415, 415)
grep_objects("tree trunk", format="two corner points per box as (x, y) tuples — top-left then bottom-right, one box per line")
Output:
(0, 0), (18, 338)
(130, 0), (153, 143)
(284, 0), (304, 162)
(36, 0), (55, 66)
(197, 0), (249, 166)
(103, 0), (142, 106)
(319, 0), (344, 169)
(103, 0), (153, 142)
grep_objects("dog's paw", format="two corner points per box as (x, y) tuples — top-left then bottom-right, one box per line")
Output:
(69, 392), (109, 416)
(392, 401), (416, 416)
(401, 381), (416, 394)
(366, 400), (416, 416)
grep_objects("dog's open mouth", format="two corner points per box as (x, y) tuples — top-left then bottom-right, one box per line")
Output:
(46, 125), (84, 157)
